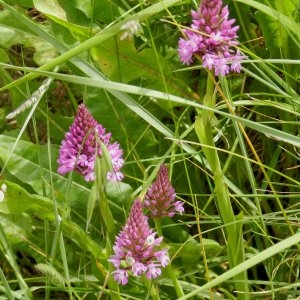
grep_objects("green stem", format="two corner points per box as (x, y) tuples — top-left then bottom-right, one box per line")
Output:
(195, 72), (248, 300)
(95, 158), (120, 300)
(0, 223), (32, 299)
(59, 233), (75, 299)
(155, 219), (185, 298)
(142, 276), (161, 300)
(0, 267), (15, 300)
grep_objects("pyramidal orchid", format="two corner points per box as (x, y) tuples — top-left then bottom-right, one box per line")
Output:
(178, 0), (246, 76)
(108, 200), (170, 285)
(57, 104), (124, 182)
(144, 165), (184, 218)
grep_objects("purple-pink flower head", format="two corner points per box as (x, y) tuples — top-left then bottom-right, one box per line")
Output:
(178, 0), (246, 76)
(144, 165), (184, 218)
(108, 200), (170, 285)
(57, 104), (124, 182)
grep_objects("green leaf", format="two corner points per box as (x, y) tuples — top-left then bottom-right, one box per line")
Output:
(5, 0), (33, 6)
(73, 0), (120, 23)
(255, 10), (281, 57)
(105, 181), (133, 205)
(86, 184), (98, 232)
(0, 25), (25, 48)
(0, 48), (9, 63)
(31, 40), (57, 65)
(91, 37), (194, 101)
(0, 134), (89, 218)
(74, 0), (92, 18)
(169, 239), (223, 266)
(0, 9), (57, 65)
(0, 213), (32, 247)
(0, 179), (102, 259)
(0, 24), (56, 65)
(33, 0), (91, 38)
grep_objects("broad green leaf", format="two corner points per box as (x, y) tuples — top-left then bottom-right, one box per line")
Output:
(0, 24), (56, 65)
(0, 25), (26, 48)
(73, 0), (121, 24)
(33, 0), (92, 38)
(104, 180), (133, 224)
(0, 180), (102, 259)
(169, 240), (222, 259)
(31, 40), (57, 65)
(0, 181), (56, 219)
(168, 239), (223, 270)
(0, 9), (57, 65)
(91, 37), (193, 101)
(0, 48), (9, 63)
(105, 181), (133, 205)
(0, 134), (89, 214)
(5, 0), (33, 6)
(74, 0), (92, 18)
(35, 0), (68, 21)
(0, 213), (32, 247)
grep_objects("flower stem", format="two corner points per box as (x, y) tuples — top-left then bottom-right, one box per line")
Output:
(95, 157), (120, 300)
(142, 277), (161, 300)
(195, 72), (249, 299)
(155, 219), (185, 298)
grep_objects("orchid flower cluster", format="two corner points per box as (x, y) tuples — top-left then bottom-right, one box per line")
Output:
(57, 108), (184, 285)
(178, 0), (246, 76)
(144, 164), (184, 218)
(108, 200), (169, 285)
(57, 104), (124, 182)
(109, 165), (184, 285)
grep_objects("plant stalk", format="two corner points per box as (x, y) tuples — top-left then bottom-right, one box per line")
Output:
(194, 72), (249, 300)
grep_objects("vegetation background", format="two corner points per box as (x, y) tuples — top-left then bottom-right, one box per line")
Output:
(0, 0), (300, 299)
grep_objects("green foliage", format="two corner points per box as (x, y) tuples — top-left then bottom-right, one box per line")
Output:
(0, 179), (102, 258)
(0, 6), (57, 65)
(33, 0), (93, 38)
(0, 0), (300, 299)
(35, 263), (66, 287)
(90, 37), (192, 100)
